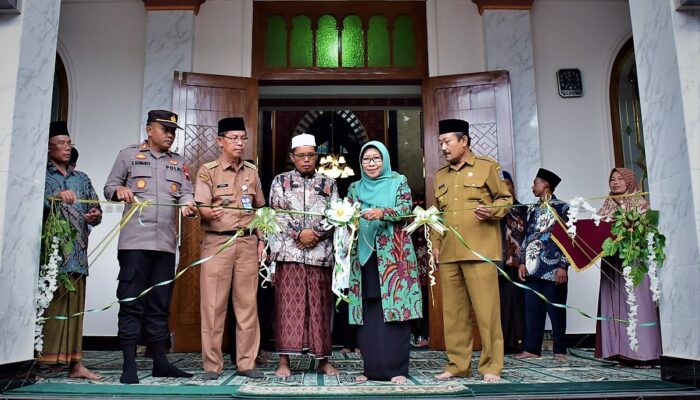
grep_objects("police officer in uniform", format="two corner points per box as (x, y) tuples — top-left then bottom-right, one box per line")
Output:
(195, 117), (266, 380)
(431, 119), (513, 383)
(104, 110), (196, 384)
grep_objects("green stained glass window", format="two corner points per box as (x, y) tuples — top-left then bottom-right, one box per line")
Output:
(393, 15), (415, 67)
(290, 15), (312, 67)
(367, 15), (389, 67)
(264, 15), (287, 68)
(342, 15), (364, 67)
(316, 15), (338, 68)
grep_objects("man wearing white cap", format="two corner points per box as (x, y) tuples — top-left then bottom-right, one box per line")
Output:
(269, 133), (339, 378)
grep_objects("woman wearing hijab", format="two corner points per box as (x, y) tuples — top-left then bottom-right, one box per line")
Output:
(595, 168), (661, 367)
(347, 141), (423, 384)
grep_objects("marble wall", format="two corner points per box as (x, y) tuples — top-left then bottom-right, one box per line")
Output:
(483, 10), (541, 202)
(0, 0), (61, 364)
(141, 10), (194, 141)
(629, 0), (700, 361)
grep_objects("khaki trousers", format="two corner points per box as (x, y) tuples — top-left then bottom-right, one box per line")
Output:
(440, 260), (504, 376)
(200, 234), (259, 373)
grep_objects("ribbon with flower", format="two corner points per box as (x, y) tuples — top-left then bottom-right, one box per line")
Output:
(324, 198), (361, 302)
(404, 206), (446, 304)
(247, 207), (282, 288)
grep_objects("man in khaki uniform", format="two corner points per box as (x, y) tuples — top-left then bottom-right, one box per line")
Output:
(431, 119), (513, 383)
(195, 117), (266, 380)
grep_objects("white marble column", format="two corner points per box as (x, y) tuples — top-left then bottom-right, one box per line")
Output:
(0, 0), (60, 364)
(629, 1), (700, 361)
(140, 10), (194, 140)
(483, 10), (541, 201)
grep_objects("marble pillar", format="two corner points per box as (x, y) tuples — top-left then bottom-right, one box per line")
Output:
(483, 10), (541, 202)
(0, 0), (61, 364)
(140, 10), (194, 141)
(629, 0), (700, 362)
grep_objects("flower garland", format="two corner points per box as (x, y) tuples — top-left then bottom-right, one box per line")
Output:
(566, 196), (602, 238)
(646, 232), (661, 304)
(35, 237), (61, 352)
(622, 264), (639, 352)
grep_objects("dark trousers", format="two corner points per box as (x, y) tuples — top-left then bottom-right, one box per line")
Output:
(117, 250), (175, 346)
(524, 276), (568, 355)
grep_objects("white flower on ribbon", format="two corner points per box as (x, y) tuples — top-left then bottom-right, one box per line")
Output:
(646, 232), (661, 304)
(325, 198), (360, 227)
(35, 236), (61, 352)
(325, 198), (361, 301)
(622, 265), (639, 352)
(567, 196), (602, 238)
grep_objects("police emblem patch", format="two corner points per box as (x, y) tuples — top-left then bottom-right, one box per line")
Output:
(136, 179), (146, 189)
(171, 183), (178, 192)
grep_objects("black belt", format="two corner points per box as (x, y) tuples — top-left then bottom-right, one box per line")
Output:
(207, 229), (256, 237)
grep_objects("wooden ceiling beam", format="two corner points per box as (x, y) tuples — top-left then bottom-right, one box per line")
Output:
(472, 0), (534, 15)
(143, 0), (206, 15)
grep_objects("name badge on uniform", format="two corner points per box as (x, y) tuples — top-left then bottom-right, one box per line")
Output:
(241, 195), (252, 209)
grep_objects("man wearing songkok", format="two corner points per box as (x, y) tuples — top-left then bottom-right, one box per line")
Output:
(431, 118), (513, 383)
(517, 168), (570, 361)
(104, 110), (196, 384)
(268, 133), (339, 378)
(195, 117), (266, 380)
(39, 121), (102, 380)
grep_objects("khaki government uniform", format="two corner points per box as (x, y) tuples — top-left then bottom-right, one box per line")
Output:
(195, 157), (265, 374)
(431, 152), (513, 377)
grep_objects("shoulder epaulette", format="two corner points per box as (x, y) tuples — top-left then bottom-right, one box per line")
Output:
(436, 165), (449, 173)
(243, 160), (257, 170)
(204, 161), (219, 170)
(475, 155), (498, 164)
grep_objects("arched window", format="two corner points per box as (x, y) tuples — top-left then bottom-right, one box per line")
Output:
(291, 15), (313, 67)
(316, 15), (339, 67)
(51, 53), (69, 122)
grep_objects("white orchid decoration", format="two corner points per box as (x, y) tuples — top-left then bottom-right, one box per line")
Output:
(566, 197), (602, 238)
(622, 265), (639, 352)
(35, 236), (61, 352)
(325, 198), (361, 302)
(325, 198), (360, 227)
(646, 232), (661, 304)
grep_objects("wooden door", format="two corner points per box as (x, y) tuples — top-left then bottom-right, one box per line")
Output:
(422, 71), (515, 350)
(169, 72), (259, 352)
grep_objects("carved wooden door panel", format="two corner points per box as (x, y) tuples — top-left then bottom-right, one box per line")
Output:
(169, 72), (258, 352)
(422, 71), (515, 350)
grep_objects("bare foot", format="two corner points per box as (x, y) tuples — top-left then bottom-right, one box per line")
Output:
(68, 363), (103, 380)
(514, 351), (540, 359)
(340, 348), (351, 354)
(391, 375), (407, 384)
(554, 353), (567, 361)
(317, 359), (337, 376)
(355, 348), (361, 355)
(276, 355), (291, 378)
(482, 374), (501, 383)
(355, 375), (368, 382)
(435, 370), (456, 380)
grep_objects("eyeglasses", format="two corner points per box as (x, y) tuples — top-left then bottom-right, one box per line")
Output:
(292, 152), (318, 160)
(222, 135), (248, 143)
(49, 140), (73, 148)
(361, 157), (382, 165)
